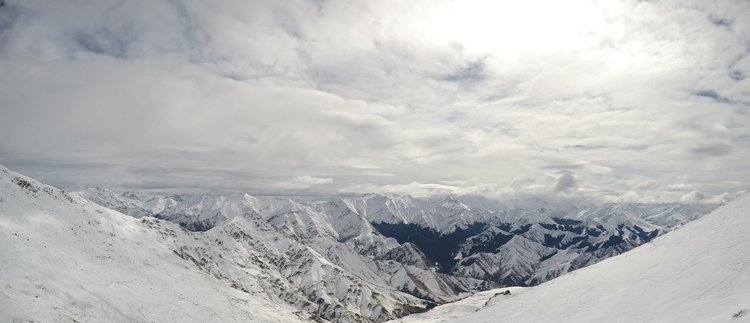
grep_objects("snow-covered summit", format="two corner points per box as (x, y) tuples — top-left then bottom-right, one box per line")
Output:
(435, 196), (470, 211)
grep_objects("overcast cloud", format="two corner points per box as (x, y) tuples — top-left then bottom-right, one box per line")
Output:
(0, 0), (748, 202)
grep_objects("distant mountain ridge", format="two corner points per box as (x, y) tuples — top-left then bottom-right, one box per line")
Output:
(419, 193), (750, 323)
(0, 165), (310, 323)
(0, 166), (721, 322)
(70, 185), (715, 320)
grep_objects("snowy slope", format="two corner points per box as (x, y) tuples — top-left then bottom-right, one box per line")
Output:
(386, 287), (526, 323)
(0, 166), (308, 323)
(3, 167), (455, 323)
(439, 194), (750, 323)
(2, 163), (730, 323)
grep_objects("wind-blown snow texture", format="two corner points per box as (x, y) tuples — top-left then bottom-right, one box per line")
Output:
(0, 164), (718, 323)
(422, 193), (750, 323)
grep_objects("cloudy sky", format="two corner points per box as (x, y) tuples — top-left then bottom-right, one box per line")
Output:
(0, 0), (748, 202)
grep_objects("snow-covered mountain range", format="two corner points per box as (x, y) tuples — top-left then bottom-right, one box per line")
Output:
(1, 165), (720, 322)
(72, 182), (712, 320)
(397, 192), (750, 323)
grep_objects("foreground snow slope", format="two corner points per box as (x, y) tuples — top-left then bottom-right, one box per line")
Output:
(386, 287), (526, 323)
(445, 194), (750, 323)
(0, 166), (306, 323)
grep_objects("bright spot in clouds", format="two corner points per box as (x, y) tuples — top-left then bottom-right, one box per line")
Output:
(431, 0), (606, 52)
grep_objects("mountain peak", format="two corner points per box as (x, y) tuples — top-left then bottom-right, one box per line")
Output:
(437, 195), (470, 211)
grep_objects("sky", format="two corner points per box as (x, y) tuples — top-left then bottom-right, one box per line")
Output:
(0, 0), (748, 203)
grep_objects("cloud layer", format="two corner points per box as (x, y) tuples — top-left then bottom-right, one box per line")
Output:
(0, 0), (748, 202)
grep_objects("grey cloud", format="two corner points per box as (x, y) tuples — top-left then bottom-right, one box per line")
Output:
(729, 69), (745, 81)
(672, 118), (736, 158)
(274, 176), (334, 190)
(680, 190), (705, 203)
(441, 58), (487, 85)
(510, 177), (535, 189)
(688, 143), (734, 157)
(708, 16), (732, 28)
(0, 0), (749, 202)
(553, 172), (577, 194)
(693, 90), (731, 103)
(563, 145), (608, 151)
(541, 164), (585, 170)
(339, 182), (458, 198)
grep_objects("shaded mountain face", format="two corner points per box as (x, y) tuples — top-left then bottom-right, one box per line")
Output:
(370, 207), (686, 287)
(426, 193), (750, 323)
(70, 186), (714, 322)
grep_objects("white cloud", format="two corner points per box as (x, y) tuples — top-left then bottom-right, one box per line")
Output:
(339, 182), (458, 198)
(668, 182), (693, 190)
(274, 176), (333, 190)
(339, 182), (464, 197)
(680, 190), (706, 203)
(0, 0), (748, 201)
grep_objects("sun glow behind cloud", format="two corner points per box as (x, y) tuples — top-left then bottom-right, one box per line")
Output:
(430, 0), (607, 53)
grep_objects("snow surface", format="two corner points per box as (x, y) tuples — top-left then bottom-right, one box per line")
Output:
(385, 287), (526, 323)
(1, 162), (727, 323)
(422, 193), (750, 323)
(0, 165), (308, 323)
(68, 181), (718, 317)
(0, 166), (445, 323)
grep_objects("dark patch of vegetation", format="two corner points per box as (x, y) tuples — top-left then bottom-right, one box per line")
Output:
(628, 225), (659, 241)
(459, 257), (477, 266)
(153, 213), (214, 232)
(497, 223), (512, 232)
(543, 234), (565, 248)
(577, 240), (596, 252)
(465, 229), (514, 255)
(586, 226), (604, 237)
(559, 236), (587, 249)
(12, 177), (39, 193)
(183, 221), (213, 232)
(542, 233), (589, 250)
(600, 234), (625, 249)
(512, 223), (533, 235)
(540, 222), (584, 235)
(372, 222), (486, 271)
(551, 217), (583, 226)
(539, 250), (558, 262)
